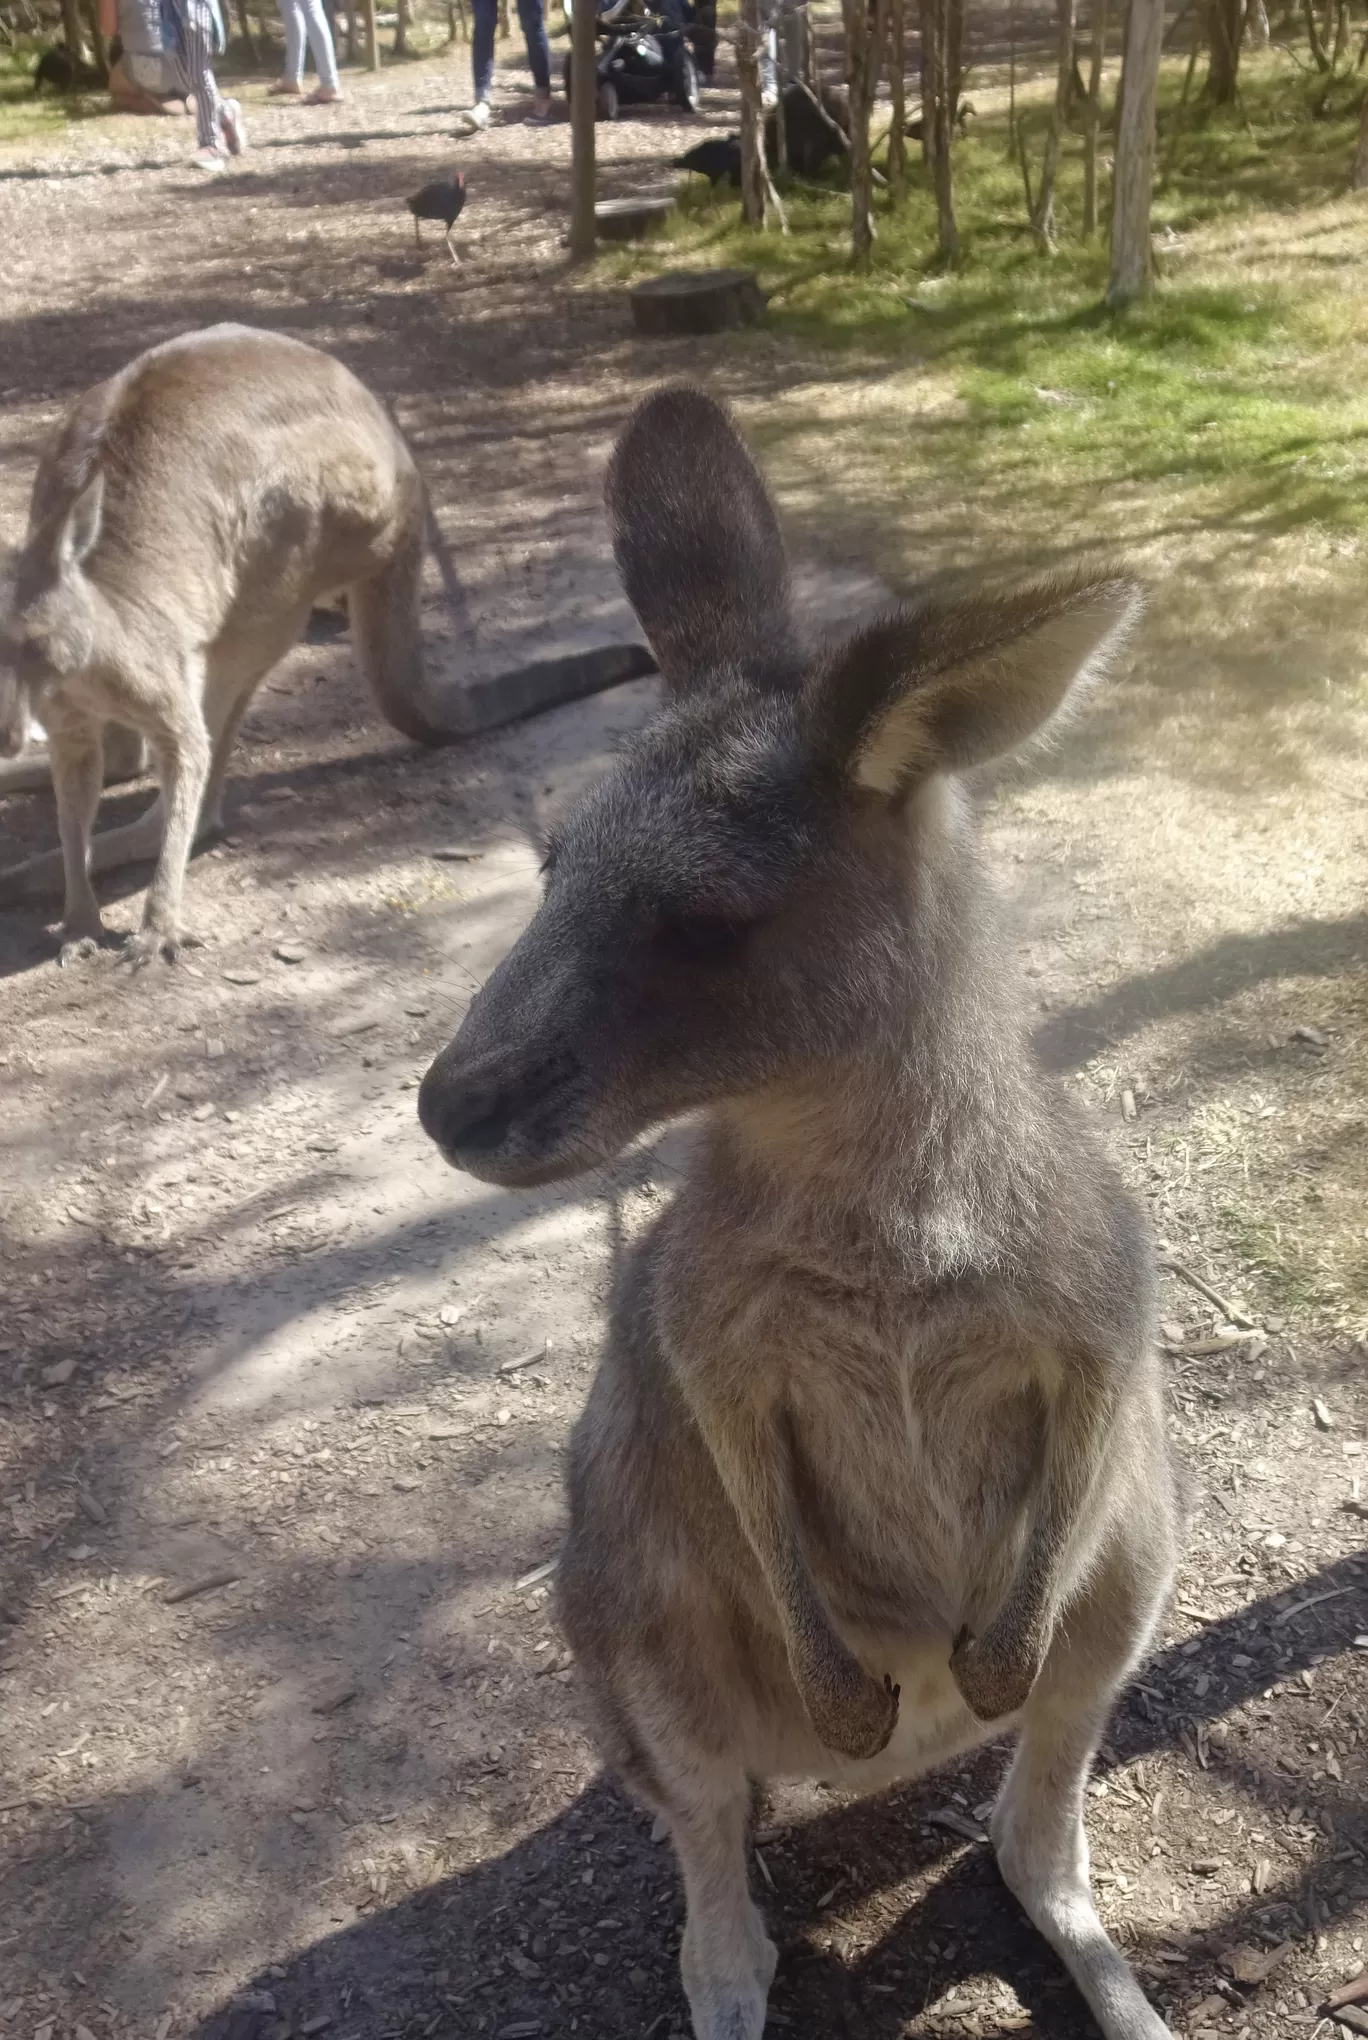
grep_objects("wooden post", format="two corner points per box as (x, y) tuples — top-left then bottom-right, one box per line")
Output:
(1082, 0), (1106, 235)
(1107, 0), (1163, 302)
(569, 0), (597, 257)
(363, 0), (379, 67)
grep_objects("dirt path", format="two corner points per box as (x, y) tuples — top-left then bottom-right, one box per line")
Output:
(1, 42), (1366, 2040)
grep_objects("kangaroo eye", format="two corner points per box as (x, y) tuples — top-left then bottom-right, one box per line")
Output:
(654, 913), (752, 966)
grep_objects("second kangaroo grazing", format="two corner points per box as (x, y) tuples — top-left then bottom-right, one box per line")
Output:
(0, 324), (442, 966)
(420, 387), (1181, 2040)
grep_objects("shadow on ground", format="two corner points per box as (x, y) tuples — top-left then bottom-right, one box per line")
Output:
(160, 1551), (1368, 2040)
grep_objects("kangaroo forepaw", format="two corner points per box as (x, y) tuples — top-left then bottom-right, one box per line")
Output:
(950, 1624), (1040, 1721)
(807, 1666), (900, 1761)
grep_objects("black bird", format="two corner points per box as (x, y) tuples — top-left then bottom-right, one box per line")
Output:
(34, 45), (103, 92)
(672, 135), (741, 189)
(406, 171), (467, 265)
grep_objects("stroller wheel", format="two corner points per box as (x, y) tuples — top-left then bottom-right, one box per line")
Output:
(595, 77), (619, 118)
(670, 44), (699, 111)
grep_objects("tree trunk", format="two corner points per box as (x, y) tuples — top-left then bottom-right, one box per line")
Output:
(1082, 0), (1107, 234)
(773, 0), (805, 172)
(1205, 0), (1243, 100)
(919, 0), (961, 261)
(362, 0), (378, 66)
(945, 0), (963, 123)
(498, 0), (510, 36)
(887, 0), (907, 202)
(1107, 0), (1163, 302)
(1354, 85), (1368, 184)
(569, 0), (597, 256)
(844, 0), (884, 267)
(739, 0), (768, 225)
(393, 0), (408, 52)
(59, 0), (86, 60)
(1029, 0), (1076, 251)
(1331, 0), (1349, 68)
(1303, 0), (1331, 68)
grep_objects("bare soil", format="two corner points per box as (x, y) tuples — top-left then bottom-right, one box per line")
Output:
(1, 35), (1365, 2040)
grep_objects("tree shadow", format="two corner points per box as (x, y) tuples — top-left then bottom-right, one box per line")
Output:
(1034, 909), (1368, 1069)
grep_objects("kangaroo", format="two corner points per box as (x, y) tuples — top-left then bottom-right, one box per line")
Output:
(0, 324), (451, 967)
(418, 388), (1181, 2040)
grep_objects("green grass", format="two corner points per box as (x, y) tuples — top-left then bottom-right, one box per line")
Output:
(605, 50), (1368, 543)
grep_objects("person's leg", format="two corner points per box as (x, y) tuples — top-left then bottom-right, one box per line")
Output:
(168, 0), (222, 155)
(301, 0), (342, 96)
(275, 0), (307, 87)
(515, 0), (551, 98)
(470, 0), (496, 102)
(758, 0), (777, 104)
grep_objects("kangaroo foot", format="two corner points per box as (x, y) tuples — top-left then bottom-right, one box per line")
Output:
(121, 928), (180, 969)
(58, 934), (104, 968)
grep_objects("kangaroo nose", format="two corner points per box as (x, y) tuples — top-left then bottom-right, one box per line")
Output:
(417, 1058), (515, 1164)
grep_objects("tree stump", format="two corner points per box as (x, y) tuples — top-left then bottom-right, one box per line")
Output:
(595, 195), (675, 242)
(629, 268), (766, 337)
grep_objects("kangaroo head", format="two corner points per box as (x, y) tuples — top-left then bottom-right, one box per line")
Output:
(419, 388), (1140, 1188)
(0, 472), (105, 752)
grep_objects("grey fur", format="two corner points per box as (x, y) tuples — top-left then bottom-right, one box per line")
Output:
(419, 386), (1180, 2040)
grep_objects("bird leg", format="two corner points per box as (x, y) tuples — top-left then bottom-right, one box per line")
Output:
(414, 214), (422, 249)
(444, 226), (461, 267)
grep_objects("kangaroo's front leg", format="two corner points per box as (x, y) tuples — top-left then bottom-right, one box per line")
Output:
(683, 1389), (899, 1760)
(952, 1347), (1119, 1721)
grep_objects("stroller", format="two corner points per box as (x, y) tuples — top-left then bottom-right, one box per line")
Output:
(563, 0), (711, 118)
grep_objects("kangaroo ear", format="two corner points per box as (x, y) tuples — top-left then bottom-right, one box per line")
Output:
(808, 572), (1143, 795)
(606, 386), (799, 695)
(58, 472), (104, 572)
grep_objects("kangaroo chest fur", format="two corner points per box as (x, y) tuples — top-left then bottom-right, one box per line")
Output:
(652, 1155), (1065, 1655)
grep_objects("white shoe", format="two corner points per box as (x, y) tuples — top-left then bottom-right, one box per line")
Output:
(456, 99), (491, 132)
(192, 145), (225, 170)
(220, 97), (247, 154)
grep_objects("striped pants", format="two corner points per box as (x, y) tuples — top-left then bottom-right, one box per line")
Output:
(167, 0), (225, 150)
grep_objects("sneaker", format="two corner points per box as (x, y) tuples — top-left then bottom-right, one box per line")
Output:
(192, 145), (225, 170)
(268, 78), (302, 95)
(220, 97), (247, 155)
(304, 85), (343, 102)
(456, 99), (491, 133)
(524, 89), (553, 123)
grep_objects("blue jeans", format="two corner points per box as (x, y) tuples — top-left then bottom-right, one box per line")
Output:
(472, 0), (550, 97)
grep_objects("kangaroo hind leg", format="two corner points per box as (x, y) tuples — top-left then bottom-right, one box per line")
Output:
(655, 1754), (776, 2040)
(991, 1549), (1175, 2040)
